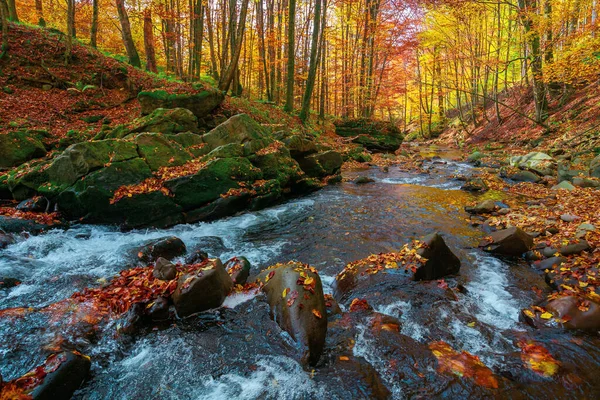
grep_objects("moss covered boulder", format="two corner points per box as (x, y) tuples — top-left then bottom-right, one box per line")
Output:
(334, 119), (404, 152)
(104, 108), (199, 139)
(134, 133), (192, 171)
(0, 131), (47, 168)
(202, 113), (271, 155)
(297, 150), (343, 178)
(138, 89), (225, 119)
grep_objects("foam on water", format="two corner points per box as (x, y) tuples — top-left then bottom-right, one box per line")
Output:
(465, 253), (523, 331)
(375, 300), (429, 342)
(222, 289), (261, 309)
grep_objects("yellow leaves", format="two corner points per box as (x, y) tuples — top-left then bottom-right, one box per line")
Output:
(339, 356), (350, 361)
(540, 312), (553, 319)
(282, 288), (289, 298)
(303, 277), (315, 286)
(519, 341), (560, 377)
(579, 281), (588, 288)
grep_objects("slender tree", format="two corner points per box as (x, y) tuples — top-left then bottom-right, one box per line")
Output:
(90, 0), (99, 48)
(65, 0), (74, 64)
(116, 0), (142, 68)
(0, 0), (8, 59)
(144, 7), (158, 73)
(299, 0), (322, 121)
(6, 0), (16, 22)
(35, 0), (46, 27)
(283, 0), (296, 112)
(218, 0), (250, 91)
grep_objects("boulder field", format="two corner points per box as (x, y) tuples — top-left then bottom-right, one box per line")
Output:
(1, 112), (342, 229)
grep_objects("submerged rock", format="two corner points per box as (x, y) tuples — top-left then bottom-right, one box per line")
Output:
(480, 227), (533, 256)
(256, 262), (327, 366)
(172, 258), (233, 317)
(134, 236), (187, 264)
(354, 176), (375, 184)
(461, 177), (488, 192)
(0, 230), (15, 249)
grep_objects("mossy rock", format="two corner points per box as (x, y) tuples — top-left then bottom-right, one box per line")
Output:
(138, 89), (224, 119)
(283, 135), (318, 158)
(106, 108), (199, 140)
(347, 146), (372, 163)
(249, 147), (304, 187)
(297, 151), (343, 178)
(0, 131), (47, 168)
(167, 132), (210, 158)
(202, 143), (245, 161)
(164, 157), (261, 210)
(134, 133), (193, 171)
(202, 114), (269, 154)
(334, 119), (403, 152)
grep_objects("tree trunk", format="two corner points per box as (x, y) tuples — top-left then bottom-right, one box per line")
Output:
(65, 0), (74, 64)
(144, 8), (158, 73)
(218, 0), (250, 91)
(0, 0), (8, 58)
(35, 0), (45, 27)
(6, 0), (16, 22)
(205, 2), (218, 79)
(283, 0), (296, 112)
(116, 0), (142, 68)
(299, 0), (322, 122)
(90, 0), (99, 48)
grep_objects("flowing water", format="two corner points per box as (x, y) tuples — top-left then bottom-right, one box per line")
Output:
(2, 148), (600, 399)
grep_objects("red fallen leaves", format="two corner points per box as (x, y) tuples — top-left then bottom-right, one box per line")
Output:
(337, 240), (428, 281)
(519, 340), (560, 377)
(286, 290), (299, 307)
(429, 341), (499, 389)
(0, 207), (61, 226)
(349, 298), (372, 312)
(0, 352), (73, 399)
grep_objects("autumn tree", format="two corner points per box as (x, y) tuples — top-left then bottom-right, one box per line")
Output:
(144, 7), (158, 73)
(283, 0), (296, 112)
(116, 0), (142, 68)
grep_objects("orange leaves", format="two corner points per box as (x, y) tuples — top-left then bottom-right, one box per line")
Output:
(519, 341), (560, 377)
(349, 298), (371, 312)
(255, 140), (284, 156)
(429, 341), (499, 389)
(110, 159), (209, 204)
(0, 206), (61, 226)
(312, 309), (323, 319)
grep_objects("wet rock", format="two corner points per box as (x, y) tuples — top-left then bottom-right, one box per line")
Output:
(0, 215), (62, 235)
(138, 88), (224, 119)
(187, 236), (229, 258)
(533, 256), (566, 271)
(324, 294), (342, 319)
(0, 277), (21, 289)
(298, 151), (343, 178)
(509, 170), (541, 183)
(559, 240), (590, 256)
(413, 232), (461, 281)
(117, 302), (147, 335)
(546, 296), (600, 331)
(572, 176), (600, 188)
(465, 199), (496, 214)
(480, 227), (533, 256)
(461, 177), (488, 192)
(16, 196), (50, 212)
(0, 230), (15, 249)
(184, 249), (209, 264)
(354, 176), (375, 184)
(224, 256), (251, 285)
(9, 351), (92, 400)
(146, 296), (171, 321)
(510, 152), (556, 176)
(467, 151), (485, 163)
(256, 262), (327, 366)
(153, 257), (177, 281)
(172, 259), (233, 317)
(134, 236), (186, 264)
(551, 181), (575, 191)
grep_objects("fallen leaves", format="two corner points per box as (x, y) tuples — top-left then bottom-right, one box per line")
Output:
(519, 341), (560, 377)
(0, 206), (61, 225)
(312, 309), (323, 319)
(429, 341), (499, 389)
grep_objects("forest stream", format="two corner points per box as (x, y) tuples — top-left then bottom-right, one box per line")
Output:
(1, 147), (600, 399)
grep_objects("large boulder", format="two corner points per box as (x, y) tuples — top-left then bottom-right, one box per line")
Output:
(225, 256), (251, 285)
(105, 108), (199, 139)
(480, 227), (533, 256)
(546, 296), (600, 331)
(0, 130), (47, 168)
(138, 88), (225, 119)
(201, 113), (271, 155)
(256, 262), (328, 365)
(134, 133), (192, 171)
(509, 152), (556, 176)
(297, 151), (343, 178)
(413, 232), (461, 281)
(172, 258), (233, 317)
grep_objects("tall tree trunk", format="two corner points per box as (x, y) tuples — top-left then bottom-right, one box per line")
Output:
(65, 0), (74, 64)
(218, 0), (250, 91)
(116, 0), (142, 68)
(256, 0), (271, 100)
(189, 0), (204, 79)
(144, 8), (158, 73)
(69, 0), (76, 37)
(205, 2), (218, 79)
(90, 0), (99, 47)
(35, 0), (45, 27)
(299, 0), (322, 121)
(6, 0), (16, 22)
(283, 0), (296, 112)
(0, 0), (8, 58)
(518, 0), (548, 122)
